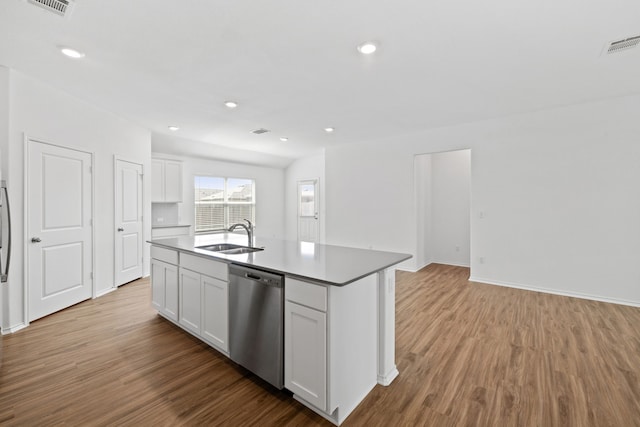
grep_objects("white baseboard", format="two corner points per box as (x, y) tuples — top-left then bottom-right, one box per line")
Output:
(434, 260), (470, 268)
(397, 261), (470, 273)
(2, 322), (28, 334)
(396, 266), (419, 273)
(377, 366), (399, 386)
(95, 286), (117, 298)
(469, 276), (640, 308)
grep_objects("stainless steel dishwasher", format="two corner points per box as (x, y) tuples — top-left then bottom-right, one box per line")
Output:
(228, 264), (284, 389)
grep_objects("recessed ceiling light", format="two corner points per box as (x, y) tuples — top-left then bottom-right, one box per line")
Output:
(168, 126), (179, 131)
(280, 137), (289, 142)
(357, 42), (377, 55)
(60, 47), (85, 59)
(324, 127), (335, 133)
(224, 101), (238, 109)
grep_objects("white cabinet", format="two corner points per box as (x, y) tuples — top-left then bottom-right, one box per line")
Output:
(151, 159), (163, 201)
(150, 248), (179, 322)
(171, 252), (229, 354)
(152, 158), (182, 202)
(179, 267), (202, 334)
(202, 275), (229, 351)
(285, 299), (327, 410)
(179, 267), (229, 353)
(284, 275), (378, 425)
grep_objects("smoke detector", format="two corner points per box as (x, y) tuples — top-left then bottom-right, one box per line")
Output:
(24, 0), (75, 18)
(604, 35), (640, 55)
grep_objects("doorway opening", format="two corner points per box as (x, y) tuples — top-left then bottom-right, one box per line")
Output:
(414, 149), (471, 271)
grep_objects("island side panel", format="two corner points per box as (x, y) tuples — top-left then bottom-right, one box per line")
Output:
(327, 274), (378, 424)
(378, 267), (399, 385)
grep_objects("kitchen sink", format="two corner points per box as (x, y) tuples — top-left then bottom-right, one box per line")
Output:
(197, 243), (264, 255)
(197, 243), (244, 252)
(220, 247), (264, 255)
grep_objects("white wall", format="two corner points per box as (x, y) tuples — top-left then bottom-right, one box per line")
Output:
(2, 69), (152, 331)
(284, 153), (326, 242)
(326, 94), (640, 306)
(151, 150), (285, 239)
(414, 154), (432, 269)
(415, 150), (470, 269)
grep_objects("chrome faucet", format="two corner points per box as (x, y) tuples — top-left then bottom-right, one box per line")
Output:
(228, 219), (253, 247)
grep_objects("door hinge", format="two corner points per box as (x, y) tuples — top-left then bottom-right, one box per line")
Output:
(89, 166), (92, 173)
(90, 272), (93, 279)
(89, 218), (92, 226)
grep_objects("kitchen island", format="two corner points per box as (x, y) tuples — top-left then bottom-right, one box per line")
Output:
(148, 234), (411, 425)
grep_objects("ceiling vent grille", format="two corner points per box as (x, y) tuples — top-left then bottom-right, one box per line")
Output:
(605, 35), (640, 54)
(25, 0), (74, 18)
(251, 128), (270, 135)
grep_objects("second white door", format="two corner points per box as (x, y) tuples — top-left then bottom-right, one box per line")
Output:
(28, 139), (93, 322)
(115, 159), (143, 286)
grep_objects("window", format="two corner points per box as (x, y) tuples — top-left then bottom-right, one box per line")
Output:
(194, 176), (255, 233)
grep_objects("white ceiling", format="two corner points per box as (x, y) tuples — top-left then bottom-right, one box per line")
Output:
(2, 0), (640, 168)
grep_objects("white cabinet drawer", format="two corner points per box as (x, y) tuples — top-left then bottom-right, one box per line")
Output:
(151, 246), (178, 265)
(285, 277), (327, 312)
(180, 253), (228, 281)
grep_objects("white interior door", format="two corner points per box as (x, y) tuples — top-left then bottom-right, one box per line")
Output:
(28, 140), (93, 322)
(115, 159), (143, 286)
(297, 179), (319, 243)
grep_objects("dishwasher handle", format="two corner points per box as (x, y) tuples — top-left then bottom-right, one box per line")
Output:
(229, 264), (283, 288)
(246, 272), (262, 281)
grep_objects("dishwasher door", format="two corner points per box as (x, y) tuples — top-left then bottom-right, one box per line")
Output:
(229, 264), (284, 389)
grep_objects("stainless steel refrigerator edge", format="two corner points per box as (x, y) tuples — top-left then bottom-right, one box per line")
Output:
(228, 264), (284, 389)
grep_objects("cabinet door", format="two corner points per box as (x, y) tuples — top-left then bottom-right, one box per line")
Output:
(179, 268), (201, 334)
(285, 301), (327, 411)
(151, 159), (164, 202)
(201, 275), (228, 352)
(151, 260), (165, 311)
(164, 263), (179, 321)
(163, 160), (183, 202)
(151, 259), (178, 321)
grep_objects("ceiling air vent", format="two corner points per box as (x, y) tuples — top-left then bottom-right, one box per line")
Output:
(605, 35), (640, 55)
(251, 128), (270, 135)
(25, 0), (74, 18)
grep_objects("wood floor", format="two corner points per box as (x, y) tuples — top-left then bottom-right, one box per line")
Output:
(1, 264), (639, 426)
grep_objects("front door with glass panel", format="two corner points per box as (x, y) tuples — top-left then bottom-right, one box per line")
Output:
(297, 179), (319, 243)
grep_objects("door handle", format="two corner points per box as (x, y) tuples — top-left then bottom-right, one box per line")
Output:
(31, 237), (41, 243)
(117, 228), (124, 232)
(1, 184), (11, 283)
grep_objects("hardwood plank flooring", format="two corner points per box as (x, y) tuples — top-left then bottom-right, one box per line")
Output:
(1, 264), (639, 426)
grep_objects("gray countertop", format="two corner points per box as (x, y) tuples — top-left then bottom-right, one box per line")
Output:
(148, 234), (411, 286)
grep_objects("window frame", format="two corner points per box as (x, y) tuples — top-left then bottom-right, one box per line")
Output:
(194, 175), (256, 234)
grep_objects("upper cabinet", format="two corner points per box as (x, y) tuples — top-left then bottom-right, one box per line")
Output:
(152, 158), (183, 202)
